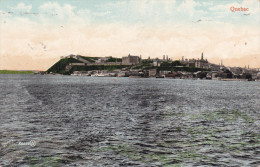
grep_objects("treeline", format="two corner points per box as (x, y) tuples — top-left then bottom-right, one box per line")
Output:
(106, 57), (122, 62)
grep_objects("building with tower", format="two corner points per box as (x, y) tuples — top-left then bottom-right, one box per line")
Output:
(122, 54), (141, 65)
(181, 52), (209, 69)
(195, 52), (209, 69)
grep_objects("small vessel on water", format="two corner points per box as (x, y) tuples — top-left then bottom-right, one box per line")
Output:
(91, 73), (105, 77)
(91, 72), (116, 77)
(156, 75), (164, 78)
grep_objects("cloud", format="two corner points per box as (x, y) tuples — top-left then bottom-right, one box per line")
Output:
(92, 11), (111, 16)
(37, 2), (91, 26)
(128, 0), (178, 16)
(77, 9), (91, 15)
(164, 0), (177, 14)
(0, 54), (59, 70)
(0, 0), (260, 70)
(202, 2), (213, 6)
(177, 0), (199, 16)
(241, 0), (260, 15)
(39, 2), (76, 19)
(10, 3), (32, 13)
(1, 17), (259, 69)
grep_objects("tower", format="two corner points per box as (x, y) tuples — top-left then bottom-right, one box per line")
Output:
(201, 52), (204, 60)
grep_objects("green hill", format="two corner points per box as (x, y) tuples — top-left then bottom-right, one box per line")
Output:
(78, 56), (96, 63)
(46, 56), (128, 74)
(71, 65), (129, 72)
(47, 58), (82, 74)
(106, 57), (122, 62)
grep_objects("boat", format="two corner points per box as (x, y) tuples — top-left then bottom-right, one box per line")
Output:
(91, 73), (105, 77)
(156, 75), (164, 78)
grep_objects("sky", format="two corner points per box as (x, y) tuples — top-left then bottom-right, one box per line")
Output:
(0, 0), (260, 70)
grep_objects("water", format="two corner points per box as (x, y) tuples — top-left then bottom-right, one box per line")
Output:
(0, 75), (259, 167)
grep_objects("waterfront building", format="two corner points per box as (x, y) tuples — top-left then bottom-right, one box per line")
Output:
(229, 67), (243, 75)
(159, 71), (171, 76)
(122, 54), (141, 65)
(257, 72), (260, 80)
(185, 59), (196, 67)
(211, 71), (219, 79)
(181, 53), (209, 69)
(149, 69), (157, 77)
(165, 71), (182, 78)
(153, 58), (163, 67)
(195, 53), (209, 69)
(209, 64), (221, 71)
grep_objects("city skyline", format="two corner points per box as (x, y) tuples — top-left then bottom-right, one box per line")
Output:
(0, 0), (260, 70)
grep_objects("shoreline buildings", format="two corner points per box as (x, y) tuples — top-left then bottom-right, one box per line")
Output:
(54, 53), (259, 81)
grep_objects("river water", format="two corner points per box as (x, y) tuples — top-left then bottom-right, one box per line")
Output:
(0, 75), (259, 167)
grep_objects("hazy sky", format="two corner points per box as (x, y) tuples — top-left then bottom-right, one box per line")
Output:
(0, 0), (260, 70)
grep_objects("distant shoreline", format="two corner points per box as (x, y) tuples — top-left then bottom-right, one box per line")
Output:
(1, 72), (259, 82)
(0, 70), (34, 74)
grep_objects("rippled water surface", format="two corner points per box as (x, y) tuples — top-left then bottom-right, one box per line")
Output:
(0, 75), (259, 167)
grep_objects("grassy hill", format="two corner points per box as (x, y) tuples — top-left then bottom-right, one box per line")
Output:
(46, 56), (128, 74)
(106, 57), (122, 62)
(71, 65), (129, 72)
(47, 58), (82, 74)
(78, 56), (96, 63)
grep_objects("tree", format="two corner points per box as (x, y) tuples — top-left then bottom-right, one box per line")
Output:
(171, 61), (183, 66)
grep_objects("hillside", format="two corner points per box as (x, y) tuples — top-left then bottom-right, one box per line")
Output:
(47, 56), (208, 75)
(78, 56), (97, 63)
(46, 56), (128, 74)
(47, 58), (82, 74)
